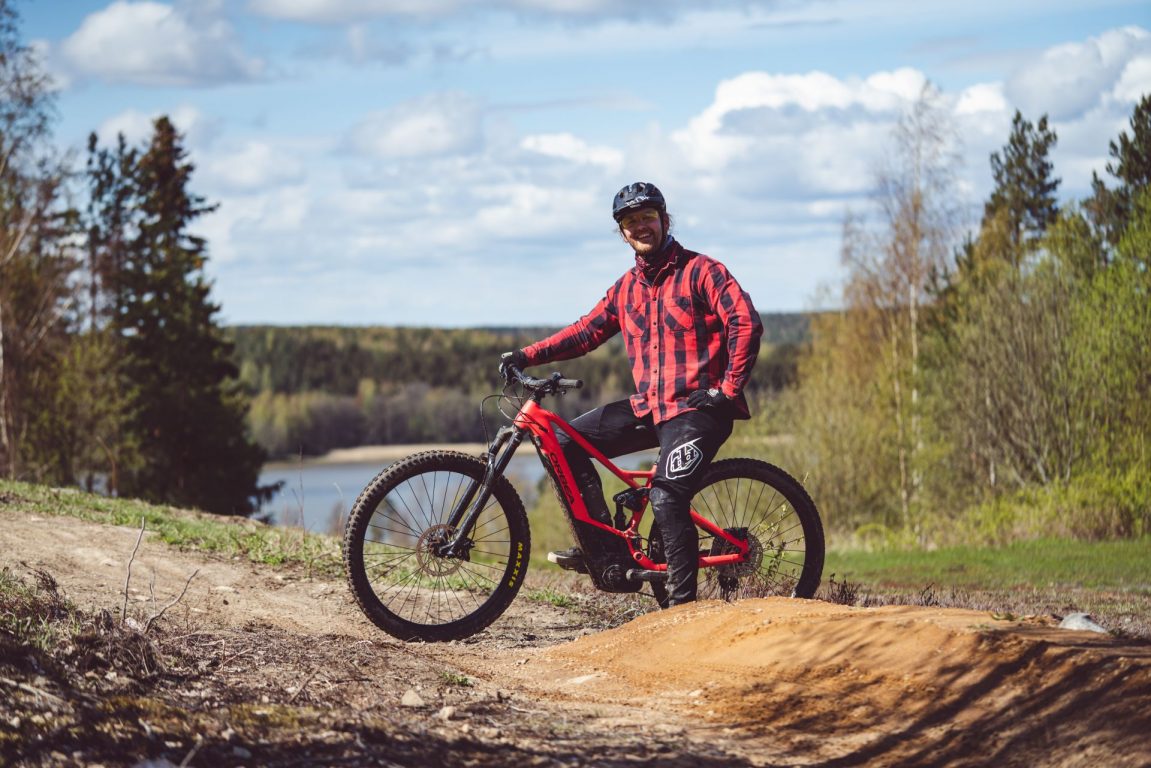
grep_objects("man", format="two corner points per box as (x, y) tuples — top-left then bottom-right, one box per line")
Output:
(500, 182), (763, 607)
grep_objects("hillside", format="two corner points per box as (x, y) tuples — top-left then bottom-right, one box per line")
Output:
(3, 493), (1150, 767)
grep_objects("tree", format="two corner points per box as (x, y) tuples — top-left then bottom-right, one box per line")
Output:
(923, 108), (1065, 505)
(840, 84), (962, 537)
(60, 132), (146, 494)
(107, 117), (272, 515)
(941, 225), (1085, 490)
(983, 110), (1060, 260)
(1087, 93), (1151, 255)
(0, 1), (78, 481)
(779, 84), (962, 540)
(928, 101), (1149, 537)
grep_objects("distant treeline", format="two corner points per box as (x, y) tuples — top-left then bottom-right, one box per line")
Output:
(229, 313), (810, 459)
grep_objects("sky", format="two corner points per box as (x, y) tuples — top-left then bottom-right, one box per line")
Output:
(20, 0), (1151, 327)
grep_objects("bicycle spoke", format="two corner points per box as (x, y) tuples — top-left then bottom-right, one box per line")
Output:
(689, 459), (823, 602)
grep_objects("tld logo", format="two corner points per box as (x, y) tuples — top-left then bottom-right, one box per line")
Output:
(666, 438), (702, 479)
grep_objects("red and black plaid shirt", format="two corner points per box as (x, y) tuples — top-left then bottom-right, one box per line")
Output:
(523, 239), (763, 423)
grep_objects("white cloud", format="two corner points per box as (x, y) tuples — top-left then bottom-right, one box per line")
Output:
(521, 133), (623, 172)
(249, 0), (462, 24)
(197, 187), (311, 266)
(670, 68), (930, 197)
(188, 20), (1151, 324)
(1006, 26), (1151, 120)
(1114, 53), (1151, 102)
(95, 105), (209, 146)
(346, 92), (484, 159)
(204, 141), (308, 192)
(61, 1), (263, 86)
(472, 183), (600, 239)
(955, 83), (1007, 115)
(249, 0), (771, 24)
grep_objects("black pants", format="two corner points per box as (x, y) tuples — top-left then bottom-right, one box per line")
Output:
(557, 399), (733, 606)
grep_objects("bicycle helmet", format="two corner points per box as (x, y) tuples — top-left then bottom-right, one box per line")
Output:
(612, 182), (666, 222)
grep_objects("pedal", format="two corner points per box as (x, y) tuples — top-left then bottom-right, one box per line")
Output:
(547, 550), (589, 574)
(625, 568), (668, 584)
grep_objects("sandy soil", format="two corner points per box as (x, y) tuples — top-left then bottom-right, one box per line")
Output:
(3, 506), (1150, 767)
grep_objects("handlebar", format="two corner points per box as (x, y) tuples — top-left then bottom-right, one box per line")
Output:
(505, 364), (583, 394)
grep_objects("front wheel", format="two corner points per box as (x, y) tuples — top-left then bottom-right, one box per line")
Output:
(650, 458), (824, 604)
(343, 451), (531, 641)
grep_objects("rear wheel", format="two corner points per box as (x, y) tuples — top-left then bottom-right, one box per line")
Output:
(649, 458), (824, 604)
(343, 451), (530, 641)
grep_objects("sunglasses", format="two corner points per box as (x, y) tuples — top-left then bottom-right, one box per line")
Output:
(619, 209), (661, 230)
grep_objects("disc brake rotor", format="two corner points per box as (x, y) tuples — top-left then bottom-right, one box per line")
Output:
(416, 524), (464, 577)
(711, 527), (765, 580)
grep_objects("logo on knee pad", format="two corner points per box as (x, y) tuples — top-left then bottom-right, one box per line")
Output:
(665, 438), (703, 479)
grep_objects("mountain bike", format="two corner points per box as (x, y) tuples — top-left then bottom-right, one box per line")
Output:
(344, 365), (824, 642)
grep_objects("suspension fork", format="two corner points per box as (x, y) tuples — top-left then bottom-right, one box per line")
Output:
(436, 423), (527, 557)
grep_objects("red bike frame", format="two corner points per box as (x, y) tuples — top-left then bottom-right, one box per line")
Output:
(513, 397), (748, 571)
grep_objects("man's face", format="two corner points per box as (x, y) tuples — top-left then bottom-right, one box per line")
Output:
(619, 207), (665, 256)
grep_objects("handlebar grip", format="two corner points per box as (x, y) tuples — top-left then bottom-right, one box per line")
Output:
(509, 366), (582, 391)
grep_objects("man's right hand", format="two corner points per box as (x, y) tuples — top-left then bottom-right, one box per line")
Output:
(499, 350), (527, 381)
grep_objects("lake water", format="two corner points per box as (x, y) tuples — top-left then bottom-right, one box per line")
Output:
(259, 447), (659, 535)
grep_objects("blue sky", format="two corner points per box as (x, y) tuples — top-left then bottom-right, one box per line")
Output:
(21, 0), (1151, 327)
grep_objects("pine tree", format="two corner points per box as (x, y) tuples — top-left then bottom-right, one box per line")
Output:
(1087, 93), (1151, 255)
(982, 111), (1060, 262)
(68, 133), (144, 494)
(113, 116), (272, 515)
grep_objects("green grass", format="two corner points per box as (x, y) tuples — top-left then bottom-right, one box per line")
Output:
(6, 476), (1150, 603)
(0, 479), (343, 578)
(438, 671), (472, 687)
(524, 586), (579, 609)
(0, 569), (80, 654)
(826, 538), (1151, 592)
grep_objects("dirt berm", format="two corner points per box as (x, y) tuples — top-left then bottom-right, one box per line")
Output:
(2, 507), (1150, 767)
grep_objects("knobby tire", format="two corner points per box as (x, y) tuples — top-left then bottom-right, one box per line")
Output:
(650, 458), (824, 605)
(343, 450), (531, 642)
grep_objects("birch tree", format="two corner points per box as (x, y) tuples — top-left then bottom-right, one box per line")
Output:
(839, 83), (961, 536)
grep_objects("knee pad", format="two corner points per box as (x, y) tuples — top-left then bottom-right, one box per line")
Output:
(648, 485), (678, 525)
(649, 485), (673, 508)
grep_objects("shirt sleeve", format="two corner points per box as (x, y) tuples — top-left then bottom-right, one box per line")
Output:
(522, 281), (623, 365)
(699, 260), (763, 399)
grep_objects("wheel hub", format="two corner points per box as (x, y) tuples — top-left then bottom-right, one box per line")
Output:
(416, 524), (465, 577)
(711, 527), (765, 580)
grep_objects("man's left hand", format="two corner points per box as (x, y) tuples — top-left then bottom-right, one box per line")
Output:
(686, 388), (727, 410)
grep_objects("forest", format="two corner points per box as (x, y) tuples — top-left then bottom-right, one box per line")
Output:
(229, 314), (808, 459)
(0, 4), (266, 516)
(761, 92), (1151, 545)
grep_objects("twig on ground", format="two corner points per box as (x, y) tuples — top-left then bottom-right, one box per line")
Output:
(508, 704), (547, 715)
(288, 666), (322, 704)
(178, 734), (204, 768)
(216, 647), (256, 670)
(122, 516), (146, 624)
(143, 568), (200, 633)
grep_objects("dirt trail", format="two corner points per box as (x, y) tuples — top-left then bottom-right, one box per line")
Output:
(4, 508), (1151, 767)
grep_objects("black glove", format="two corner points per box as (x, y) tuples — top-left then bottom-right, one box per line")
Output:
(686, 387), (727, 410)
(499, 350), (527, 381)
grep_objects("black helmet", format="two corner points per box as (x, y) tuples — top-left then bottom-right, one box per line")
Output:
(612, 182), (666, 222)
